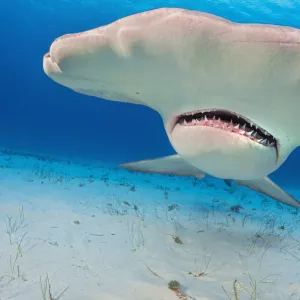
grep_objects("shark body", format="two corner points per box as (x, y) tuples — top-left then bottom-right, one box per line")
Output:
(43, 8), (300, 207)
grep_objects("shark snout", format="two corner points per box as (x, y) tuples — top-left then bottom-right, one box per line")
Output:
(43, 52), (62, 79)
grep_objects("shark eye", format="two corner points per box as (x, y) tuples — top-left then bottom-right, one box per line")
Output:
(177, 109), (277, 148)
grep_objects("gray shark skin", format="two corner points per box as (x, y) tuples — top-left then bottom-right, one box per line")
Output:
(43, 8), (300, 208)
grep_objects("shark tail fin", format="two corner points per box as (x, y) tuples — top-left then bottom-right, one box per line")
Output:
(119, 154), (206, 178)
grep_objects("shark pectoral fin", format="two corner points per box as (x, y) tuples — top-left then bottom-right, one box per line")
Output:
(234, 177), (300, 208)
(119, 154), (206, 178)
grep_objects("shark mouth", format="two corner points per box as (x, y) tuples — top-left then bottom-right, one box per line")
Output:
(176, 109), (277, 148)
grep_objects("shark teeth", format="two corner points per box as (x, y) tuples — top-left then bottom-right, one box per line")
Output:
(177, 109), (277, 148)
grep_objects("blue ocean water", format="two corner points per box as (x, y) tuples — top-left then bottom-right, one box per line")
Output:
(1, 0), (300, 184)
(2, 2), (300, 299)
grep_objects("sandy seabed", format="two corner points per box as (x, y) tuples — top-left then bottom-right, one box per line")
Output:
(0, 151), (300, 300)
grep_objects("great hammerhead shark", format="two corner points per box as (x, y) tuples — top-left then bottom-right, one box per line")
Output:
(43, 8), (300, 207)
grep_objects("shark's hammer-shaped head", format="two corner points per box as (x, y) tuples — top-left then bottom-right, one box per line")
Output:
(43, 8), (300, 180)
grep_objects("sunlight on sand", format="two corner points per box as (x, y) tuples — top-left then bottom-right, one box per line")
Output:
(0, 150), (299, 300)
